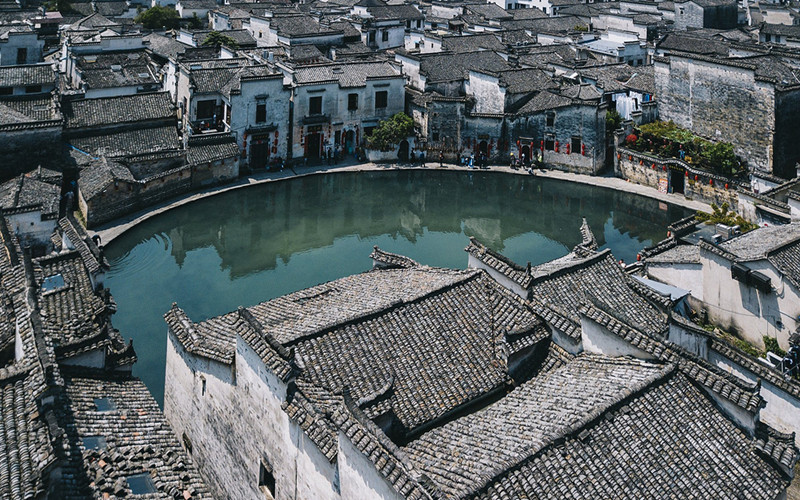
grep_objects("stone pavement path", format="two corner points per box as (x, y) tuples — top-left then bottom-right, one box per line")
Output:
(92, 161), (711, 244)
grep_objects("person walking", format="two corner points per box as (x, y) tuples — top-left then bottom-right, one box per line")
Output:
(439, 151), (444, 167)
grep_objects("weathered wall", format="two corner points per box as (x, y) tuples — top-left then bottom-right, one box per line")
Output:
(0, 126), (62, 180)
(617, 149), (739, 208)
(580, 315), (657, 359)
(700, 251), (800, 349)
(655, 56), (776, 174)
(467, 253), (527, 299)
(646, 262), (703, 300)
(772, 88), (800, 179)
(708, 349), (800, 446)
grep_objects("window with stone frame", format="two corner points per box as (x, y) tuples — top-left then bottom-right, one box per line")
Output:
(571, 136), (581, 153)
(309, 95), (322, 115)
(16, 48), (26, 65)
(546, 111), (555, 127)
(375, 90), (388, 109)
(258, 458), (276, 498)
(256, 98), (267, 123)
(382, 30), (389, 42)
(545, 135), (555, 151)
(348, 93), (358, 111)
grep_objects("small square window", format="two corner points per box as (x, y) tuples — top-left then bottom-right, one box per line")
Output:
(309, 95), (322, 115)
(546, 112), (555, 127)
(93, 397), (115, 412)
(348, 93), (358, 111)
(382, 30), (389, 42)
(259, 459), (276, 498)
(25, 85), (42, 94)
(82, 436), (107, 450)
(42, 274), (65, 292)
(571, 136), (581, 153)
(256, 102), (266, 123)
(127, 473), (156, 495)
(0, 87), (11, 95)
(375, 91), (388, 109)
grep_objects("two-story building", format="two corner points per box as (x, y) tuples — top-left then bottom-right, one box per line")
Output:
(284, 60), (404, 159)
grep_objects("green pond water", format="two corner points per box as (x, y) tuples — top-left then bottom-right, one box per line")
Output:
(105, 170), (692, 404)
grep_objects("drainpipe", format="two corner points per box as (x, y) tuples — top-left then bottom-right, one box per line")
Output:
(288, 98), (294, 163)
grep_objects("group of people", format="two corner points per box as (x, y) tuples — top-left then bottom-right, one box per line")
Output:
(462, 152), (489, 169)
(324, 146), (344, 166)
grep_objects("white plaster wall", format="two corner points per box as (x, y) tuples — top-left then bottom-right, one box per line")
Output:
(468, 71), (504, 114)
(230, 76), (290, 159)
(8, 212), (56, 248)
(550, 325), (583, 354)
(666, 322), (708, 359)
(701, 251), (800, 349)
(85, 85), (141, 98)
(580, 316), (656, 360)
(430, 4), (462, 19)
(790, 197), (800, 221)
(60, 347), (106, 368)
(165, 330), (344, 500)
(709, 349), (800, 446)
(394, 53), (423, 91)
(337, 432), (405, 500)
(467, 254), (527, 299)
(646, 262), (703, 301)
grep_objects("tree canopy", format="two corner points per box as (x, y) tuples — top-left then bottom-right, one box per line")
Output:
(135, 6), (179, 29)
(367, 113), (414, 151)
(201, 31), (239, 48)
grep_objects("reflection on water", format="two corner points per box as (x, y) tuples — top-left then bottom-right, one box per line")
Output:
(105, 170), (692, 404)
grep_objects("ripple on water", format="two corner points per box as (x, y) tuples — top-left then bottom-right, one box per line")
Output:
(107, 232), (173, 280)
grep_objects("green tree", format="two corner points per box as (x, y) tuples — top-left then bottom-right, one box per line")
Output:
(135, 6), (179, 29)
(188, 12), (203, 29)
(44, 0), (74, 14)
(201, 31), (239, 48)
(605, 110), (621, 136)
(699, 141), (739, 176)
(367, 113), (414, 151)
(695, 202), (758, 232)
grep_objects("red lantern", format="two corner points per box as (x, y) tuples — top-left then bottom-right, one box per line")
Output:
(725, 183), (729, 189)
(540, 140), (544, 150)
(275, 130), (279, 137)
(637, 253), (641, 262)
(662, 166), (667, 171)
(555, 141), (559, 153)
(709, 179), (713, 186)
(639, 159), (643, 165)
(582, 144), (586, 156)
(628, 155), (632, 161)
(685, 170), (689, 177)
(566, 143), (570, 154)
(694, 175), (699, 181)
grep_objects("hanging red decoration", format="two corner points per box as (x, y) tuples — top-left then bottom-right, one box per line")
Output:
(685, 170), (689, 177)
(582, 144), (586, 156)
(694, 175), (699, 181)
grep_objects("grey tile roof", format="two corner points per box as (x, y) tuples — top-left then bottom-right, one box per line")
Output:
(0, 63), (55, 87)
(0, 94), (61, 129)
(184, 264), (545, 434)
(0, 363), (56, 500)
(526, 249), (670, 337)
(767, 236), (800, 289)
(646, 244), (700, 264)
(466, 237), (533, 288)
(718, 222), (800, 261)
(404, 354), (672, 498)
(69, 124), (181, 158)
(60, 370), (212, 499)
(269, 14), (342, 37)
(63, 92), (174, 129)
(477, 371), (787, 500)
(369, 245), (420, 269)
(33, 251), (110, 350)
(187, 132), (240, 165)
(143, 33), (191, 60)
(441, 33), (506, 53)
(581, 305), (764, 414)
(513, 89), (573, 114)
(77, 51), (158, 90)
(419, 50), (511, 83)
(293, 60), (400, 87)
(0, 170), (62, 218)
(364, 4), (423, 20)
(59, 215), (109, 278)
